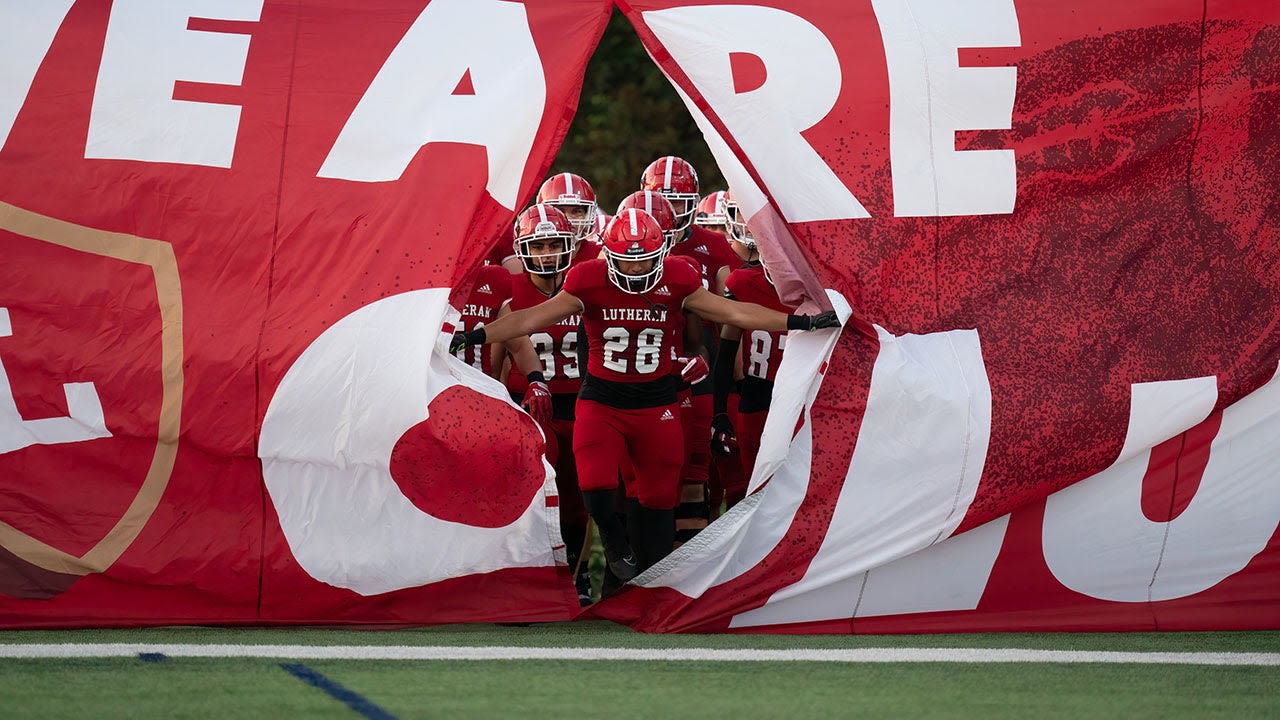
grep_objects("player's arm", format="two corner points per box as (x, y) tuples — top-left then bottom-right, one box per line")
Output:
(714, 264), (732, 298)
(453, 291), (583, 349)
(504, 334), (544, 380)
(682, 310), (707, 361)
(488, 302), (513, 381)
(684, 287), (839, 332)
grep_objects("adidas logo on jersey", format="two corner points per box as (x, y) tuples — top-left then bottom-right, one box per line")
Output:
(681, 397), (692, 408)
(477, 283), (492, 294)
(660, 409), (675, 421)
(654, 286), (671, 297)
(694, 245), (708, 254)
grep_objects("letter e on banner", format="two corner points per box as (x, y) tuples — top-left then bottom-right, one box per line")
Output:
(872, 0), (1019, 216)
(87, 0), (263, 168)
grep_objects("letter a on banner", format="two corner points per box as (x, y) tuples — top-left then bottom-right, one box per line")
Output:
(319, 0), (545, 210)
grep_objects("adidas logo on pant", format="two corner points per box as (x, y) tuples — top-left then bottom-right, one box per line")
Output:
(660, 409), (675, 421)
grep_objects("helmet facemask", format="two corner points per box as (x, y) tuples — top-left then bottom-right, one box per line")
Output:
(549, 198), (597, 241)
(724, 200), (757, 251)
(602, 209), (669, 294)
(517, 232), (575, 276)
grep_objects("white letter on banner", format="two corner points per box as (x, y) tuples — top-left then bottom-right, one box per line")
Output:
(731, 326), (994, 628)
(1043, 367), (1280, 602)
(318, 0), (545, 210)
(259, 290), (557, 595)
(0, 0), (74, 152)
(872, 0), (1019, 216)
(0, 308), (112, 454)
(643, 5), (869, 221)
(86, 0), (262, 168)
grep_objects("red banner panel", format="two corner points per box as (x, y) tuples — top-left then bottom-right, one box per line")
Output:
(2, 0), (1276, 632)
(0, 0), (611, 627)
(595, 0), (1280, 632)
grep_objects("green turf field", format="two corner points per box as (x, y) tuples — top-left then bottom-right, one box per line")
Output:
(1, 624), (1276, 719)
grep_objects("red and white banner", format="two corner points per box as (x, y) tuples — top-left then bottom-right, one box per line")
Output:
(594, 0), (1280, 632)
(0, 0), (611, 626)
(2, 0), (1277, 632)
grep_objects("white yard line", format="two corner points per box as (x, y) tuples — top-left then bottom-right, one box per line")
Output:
(0, 644), (1276, 665)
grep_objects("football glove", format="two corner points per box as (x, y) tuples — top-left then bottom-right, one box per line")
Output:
(710, 412), (736, 457)
(677, 355), (710, 385)
(787, 310), (842, 331)
(522, 374), (553, 427)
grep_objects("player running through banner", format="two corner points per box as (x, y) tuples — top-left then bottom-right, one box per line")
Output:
(710, 191), (794, 508)
(452, 208), (840, 581)
(497, 200), (594, 604)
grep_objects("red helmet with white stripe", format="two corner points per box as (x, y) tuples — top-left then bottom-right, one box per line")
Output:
(512, 204), (576, 276)
(693, 190), (729, 235)
(536, 172), (598, 241)
(640, 156), (699, 233)
(616, 190), (678, 249)
(602, 208), (668, 294)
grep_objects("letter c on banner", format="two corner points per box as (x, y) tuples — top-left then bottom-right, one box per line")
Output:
(259, 289), (556, 596)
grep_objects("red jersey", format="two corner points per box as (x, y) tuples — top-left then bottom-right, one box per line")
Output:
(505, 272), (583, 396)
(724, 263), (794, 384)
(670, 225), (738, 292)
(454, 264), (512, 374)
(562, 258), (702, 384)
(572, 236), (602, 266)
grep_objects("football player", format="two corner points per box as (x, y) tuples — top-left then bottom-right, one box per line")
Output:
(616, 190), (710, 546)
(503, 173), (603, 275)
(496, 203), (593, 604)
(641, 158), (741, 540)
(450, 262), (551, 425)
(710, 193), (793, 508)
(693, 190), (730, 238)
(452, 209), (840, 579)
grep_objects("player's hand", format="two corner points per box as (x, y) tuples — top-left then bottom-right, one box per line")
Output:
(449, 330), (469, 355)
(522, 380), (553, 427)
(788, 311), (842, 332)
(807, 310), (841, 330)
(710, 412), (736, 456)
(678, 356), (710, 385)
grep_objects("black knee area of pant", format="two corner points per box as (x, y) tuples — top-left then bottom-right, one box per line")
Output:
(583, 490), (626, 546)
(674, 499), (709, 520)
(626, 501), (675, 572)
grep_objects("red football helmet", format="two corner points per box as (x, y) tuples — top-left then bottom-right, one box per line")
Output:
(536, 172), (598, 241)
(591, 210), (611, 240)
(693, 190), (729, 235)
(723, 190), (756, 250)
(640, 156), (700, 233)
(616, 190), (678, 249)
(512, 203), (576, 276)
(602, 208), (668, 294)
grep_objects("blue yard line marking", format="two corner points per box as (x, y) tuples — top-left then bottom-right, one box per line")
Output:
(137, 653), (167, 663)
(280, 663), (399, 720)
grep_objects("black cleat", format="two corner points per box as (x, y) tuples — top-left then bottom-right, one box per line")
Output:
(604, 547), (639, 583)
(575, 570), (594, 606)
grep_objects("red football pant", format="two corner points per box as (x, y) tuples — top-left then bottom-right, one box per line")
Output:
(712, 395), (747, 512)
(574, 399), (685, 510)
(679, 391), (712, 486)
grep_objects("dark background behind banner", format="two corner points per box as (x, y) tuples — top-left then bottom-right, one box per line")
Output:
(551, 9), (726, 208)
